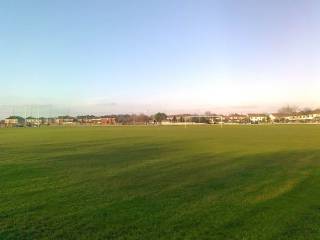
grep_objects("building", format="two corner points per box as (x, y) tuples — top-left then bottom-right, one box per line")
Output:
(76, 116), (116, 125)
(77, 116), (98, 125)
(248, 114), (268, 124)
(40, 117), (56, 125)
(4, 116), (25, 127)
(227, 114), (249, 124)
(101, 117), (116, 125)
(311, 110), (320, 122)
(56, 116), (76, 125)
(269, 113), (288, 123)
(88, 118), (101, 125)
(26, 117), (42, 127)
(296, 110), (320, 122)
(270, 110), (320, 123)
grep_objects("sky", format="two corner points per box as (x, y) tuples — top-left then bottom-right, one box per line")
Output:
(1, 0), (320, 117)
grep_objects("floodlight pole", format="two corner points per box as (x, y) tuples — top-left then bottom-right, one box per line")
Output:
(24, 107), (27, 127)
(221, 115), (223, 128)
(37, 107), (40, 128)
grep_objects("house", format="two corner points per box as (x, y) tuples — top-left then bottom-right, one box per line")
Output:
(76, 116), (116, 125)
(181, 115), (214, 124)
(269, 113), (289, 123)
(282, 112), (315, 123)
(270, 111), (320, 123)
(4, 116), (25, 127)
(26, 117), (42, 127)
(295, 113), (313, 122)
(90, 118), (102, 125)
(40, 117), (56, 125)
(311, 110), (320, 122)
(77, 115), (96, 125)
(56, 116), (76, 125)
(101, 117), (116, 125)
(227, 114), (249, 123)
(166, 115), (177, 123)
(295, 110), (320, 122)
(248, 114), (268, 124)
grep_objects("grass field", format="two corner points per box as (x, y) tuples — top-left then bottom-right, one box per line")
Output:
(1, 125), (320, 239)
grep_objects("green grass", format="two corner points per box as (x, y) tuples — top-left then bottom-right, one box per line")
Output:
(1, 125), (320, 239)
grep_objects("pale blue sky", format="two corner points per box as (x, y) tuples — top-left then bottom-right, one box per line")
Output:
(1, 0), (319, 116)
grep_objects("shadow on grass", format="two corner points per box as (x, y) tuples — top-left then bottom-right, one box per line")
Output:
(1, 144), (320, 240)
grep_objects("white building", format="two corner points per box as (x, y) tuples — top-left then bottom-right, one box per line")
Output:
(248, 114), (268, 123)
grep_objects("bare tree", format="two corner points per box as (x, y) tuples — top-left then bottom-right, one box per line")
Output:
(301, 107), (312, 114)
(278, 105), (299, 114)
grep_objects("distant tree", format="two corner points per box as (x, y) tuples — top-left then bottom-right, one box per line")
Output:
(116, 114), (131, 124)
(301, 107), (312, 114)
(135, 114), (150, 124)
(58, 115), (74, 119)
(172, 115), (177, 123)
(278, 105), (298, 115)
(154, 112), (167, 123)
(205, 111), (212, 116)
(80, 115), (96, 119)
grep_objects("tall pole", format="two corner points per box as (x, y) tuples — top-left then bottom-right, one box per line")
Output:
(37, 107), (40, 127)
(24, 106), (27, 127)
